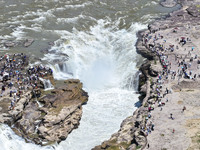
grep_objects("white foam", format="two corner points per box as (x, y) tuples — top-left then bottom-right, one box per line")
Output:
(31, 9), (55, 23)
(0, 124), (54, 150)
(57, 14), (85, 23)
(42, 19), (146, 150)
(5, 4), (17, 8)
(57, 88), (138, 150)
(39, 78), (54, 91)
(11, 24), (27, 40)
(55, 7), (66, 12)
(22, 9), (56, 23)
(64, 2), (92, 9)
(7, 11), (20, 15)
(144, 0), (159, 7)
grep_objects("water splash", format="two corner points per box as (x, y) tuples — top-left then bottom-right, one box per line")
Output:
(39, 77), (54, 91)
(44, 20), (146, 150)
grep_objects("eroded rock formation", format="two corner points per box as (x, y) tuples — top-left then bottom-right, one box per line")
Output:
(0, 79), (88, 145)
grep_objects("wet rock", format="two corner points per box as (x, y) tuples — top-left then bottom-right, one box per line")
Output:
(4, 41), (16, 47)
(24, 39), (34, 47)
(48, 49), (57, 54)
(52, 59), (61, 63)
(48, 41), (55, 46)
(58, 52), (69, 58)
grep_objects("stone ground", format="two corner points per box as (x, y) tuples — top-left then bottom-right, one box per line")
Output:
(142, 4), (200, 150)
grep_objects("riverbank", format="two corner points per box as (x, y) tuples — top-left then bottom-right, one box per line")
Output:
(93, 0), (200, 149)
(0, 53), (88, 145)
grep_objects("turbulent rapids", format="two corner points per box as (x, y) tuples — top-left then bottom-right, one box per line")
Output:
(44, 21), (146, 150)
(0, 0), (181, 150)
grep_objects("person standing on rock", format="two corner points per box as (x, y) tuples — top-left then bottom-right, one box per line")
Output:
(10, 91), (12, 97)
(10, 99), (15, 110)
(151, 124), (154, 131)
(170, 113), (173, 120)
(182, 106), (186, 112)
(172, 129), (175, 133)
(1, 85), (5, 95)
(166, 88), (169, 94)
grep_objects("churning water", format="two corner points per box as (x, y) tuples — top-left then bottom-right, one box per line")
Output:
(0, 0), (180, 150)
(44, 20), (146, 150)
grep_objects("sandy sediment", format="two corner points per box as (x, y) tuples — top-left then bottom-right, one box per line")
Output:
(93, 0), (200, 150)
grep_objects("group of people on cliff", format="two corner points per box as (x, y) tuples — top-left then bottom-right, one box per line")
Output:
(143, 31), (199, 81)
(140, 27), (199, 137)
(0, 53), (53, 110)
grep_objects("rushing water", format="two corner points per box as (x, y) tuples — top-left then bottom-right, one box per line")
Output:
(0, 0), (180, 150)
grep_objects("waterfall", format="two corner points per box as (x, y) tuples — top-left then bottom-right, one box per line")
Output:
(39, 78), (54, 91)
(44, 21), (147, 150)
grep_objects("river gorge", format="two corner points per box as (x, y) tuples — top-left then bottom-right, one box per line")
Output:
(0, 0), (180, 150)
